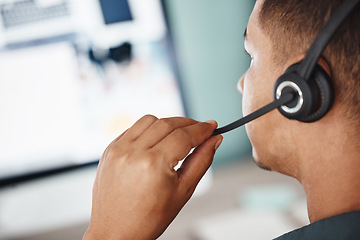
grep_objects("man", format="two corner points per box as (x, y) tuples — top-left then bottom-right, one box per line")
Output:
(83, 0), (360, 239)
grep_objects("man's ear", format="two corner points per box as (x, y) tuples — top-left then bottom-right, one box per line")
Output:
(281, 54), (306, 73)
(317, 57), (332, 78)
(282, 54), (332, 78)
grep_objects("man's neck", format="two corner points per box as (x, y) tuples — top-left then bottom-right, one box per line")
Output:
(299, 139), (360, 223)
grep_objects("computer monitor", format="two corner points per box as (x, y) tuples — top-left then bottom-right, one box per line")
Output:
(0, 0), (187, 185)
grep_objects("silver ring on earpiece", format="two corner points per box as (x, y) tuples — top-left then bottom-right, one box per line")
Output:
(276, 81), (304, 114)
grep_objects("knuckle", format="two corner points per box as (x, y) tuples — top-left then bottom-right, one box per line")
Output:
(173, 128), (191, 140)
(141, 114), (158, 123)
(156, 118), (174, 131)
(102, 141), (133, 161)
(173, 128), (193, 149)
(102, 142), (116, 159)
(103, 144), (122, 161)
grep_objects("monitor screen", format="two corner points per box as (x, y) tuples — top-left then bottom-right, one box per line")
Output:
(0, 0), (186, 184)
(99, 0), (133, 24)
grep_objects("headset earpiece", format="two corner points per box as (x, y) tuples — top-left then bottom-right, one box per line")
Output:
(273, 63), (334, 122)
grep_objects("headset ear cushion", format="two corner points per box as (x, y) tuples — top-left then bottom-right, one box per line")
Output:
(274, 72), (317, 120)
(299, 64), (334, 122)
(274, 63), (319, 120)
(274, 63), (334, 122)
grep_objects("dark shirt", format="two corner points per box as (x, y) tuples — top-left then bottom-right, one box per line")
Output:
(274, 211), (360, 240)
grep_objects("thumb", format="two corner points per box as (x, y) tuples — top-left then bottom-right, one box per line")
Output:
(177, 135), (223, 196)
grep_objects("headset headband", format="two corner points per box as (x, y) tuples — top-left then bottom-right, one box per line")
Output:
(298, 0), (360, 80)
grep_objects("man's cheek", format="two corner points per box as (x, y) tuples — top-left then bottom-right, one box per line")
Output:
(244, 123), (261, 165)
(241, 82), (256, 117)
(242, 91), (251, 117)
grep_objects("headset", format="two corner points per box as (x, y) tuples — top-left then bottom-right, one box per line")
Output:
(213, 0), (360, 136)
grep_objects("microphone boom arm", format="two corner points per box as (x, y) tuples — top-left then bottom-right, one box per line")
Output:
(212, 92), (295, 135)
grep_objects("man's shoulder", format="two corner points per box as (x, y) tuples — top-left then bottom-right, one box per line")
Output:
(274, 211), (360, 240)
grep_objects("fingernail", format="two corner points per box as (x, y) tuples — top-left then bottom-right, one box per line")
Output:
(215, 136), (223, 151)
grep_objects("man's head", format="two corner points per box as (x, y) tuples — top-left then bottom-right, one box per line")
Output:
(259, 0), (360, 125)
(239, 0), (360, 178)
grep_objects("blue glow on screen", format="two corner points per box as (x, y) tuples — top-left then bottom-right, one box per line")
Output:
(99, 0), (133, 24)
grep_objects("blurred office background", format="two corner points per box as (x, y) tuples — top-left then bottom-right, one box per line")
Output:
(164, 0), (253, 166)
(0, 0), (309, 239)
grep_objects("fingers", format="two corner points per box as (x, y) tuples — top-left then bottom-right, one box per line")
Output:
(116, 115), (214, 152)
(111, 129), (129, 143)
(109, 115), (219, 178)
(153, 120), (218, 167)
(119, 115), (158, 141)
(177, 135), (223, 196)
(112, 116), (199, 148)
(137, 117), (199, 148)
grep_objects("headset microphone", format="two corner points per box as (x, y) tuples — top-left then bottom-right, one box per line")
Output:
(213, 0), (360, 136)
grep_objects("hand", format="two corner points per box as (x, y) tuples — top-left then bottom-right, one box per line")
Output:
(83, 115), (223, 240)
